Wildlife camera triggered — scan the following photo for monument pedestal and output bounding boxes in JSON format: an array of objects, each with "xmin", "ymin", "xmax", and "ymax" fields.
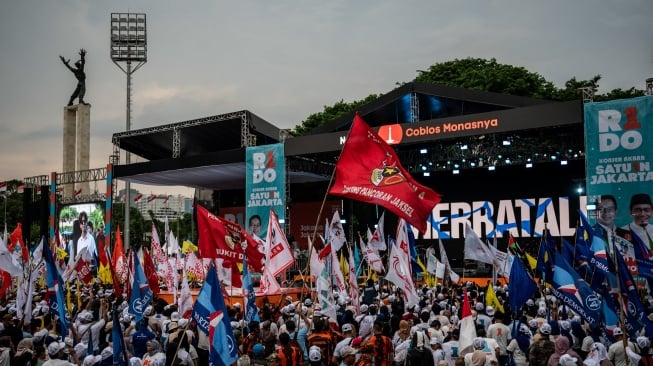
[{"xmin": 63, "ymin": 104, "xmax": 91, "ymax": 197}]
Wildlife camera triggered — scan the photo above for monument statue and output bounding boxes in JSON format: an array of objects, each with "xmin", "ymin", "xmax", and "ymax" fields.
[{"xmin": 60, "ymin": 49, "xmax": 87, "ymax": 106}]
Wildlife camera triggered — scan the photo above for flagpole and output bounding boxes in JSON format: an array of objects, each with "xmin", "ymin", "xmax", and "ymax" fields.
[
  {"xmin": 302, "ymin": 114, "xmax": 360, "ymax": 297},
  {"xmin": 610, "ymin": 232, "xmax": 630, "ymax": 363}
]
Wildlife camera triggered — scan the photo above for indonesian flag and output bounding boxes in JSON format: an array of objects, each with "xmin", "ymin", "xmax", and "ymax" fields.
[
  {"xmin": 359, "ymin": 234, "xmax": 384, "ymax": 273},
  {"xmin": 163, "ymin": 195, "xmax": 171, "ymax": 204},
  {"xmin": 385, "ymin": 219, "xmax": 419, "ymax": 306},
  {"xmin": 368, "ymin": 211, "xmax": 386, "ymax": 251},
  {"xmin": 147, "ymin": 194, "xmax": 157, "ymax": 203},
  {"xmin": 133, "ymin": 193, "xmax": 143, "ymax": 202},
  {"xmin": 0, "ymin": 182, "xmax": 6, "ymax": 192},
  {"xmin": 196, "ymin": 205, "xmax": 264, "ymax": 272},
  {"xmin": 264, "ymin": 209, "xmax": 295, "ymax": 276},
  {"xmin": 309, "ymin": 239, "xmax": 325, "ymax": 280},
  {"xmin": 328, "ymin": 114, "xmax": 441, "ymax": 233},
  {"xmin": 74, "ymin": 188, "xmax": 83, "ymax": 197},
  {"xmin": 459, "ymin": 291, "xmax": 477, "ymax": 356}
]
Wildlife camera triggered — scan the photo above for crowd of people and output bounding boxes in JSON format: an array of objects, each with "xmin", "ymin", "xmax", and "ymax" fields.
[{"xmin": 0, "ymin": 272, "xmax": 651, "ymax": 366}]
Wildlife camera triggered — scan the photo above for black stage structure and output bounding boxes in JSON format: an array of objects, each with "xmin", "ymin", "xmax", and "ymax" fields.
[{"xmin": 112, "ymin": 83, "xmax": 586, "ymax": 266}]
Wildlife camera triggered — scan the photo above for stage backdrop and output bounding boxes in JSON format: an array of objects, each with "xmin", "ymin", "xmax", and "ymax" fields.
[
  {"xmin": 584, "ymin": 96, "xmax": 653, "ymax": 226},
  {"xmin": 245, "ymin": 143, "xmax": 286, "ymax": 239}
]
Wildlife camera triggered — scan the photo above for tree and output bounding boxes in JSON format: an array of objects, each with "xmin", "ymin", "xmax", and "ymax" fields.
[
  {"xmin": 292, "ymin": 57, "xmax": 646, "ymax": 134},
  {"xmin": 59, "ymin": 206, "xmax": 79, "ymax": 223},
  {"xmin": 293, "ymin": 94, "xmax": 378, "ymax": 136},
  {"xmin": 415, "ymin": 57, "xmax": 558, "ymax": 99},
  {"xmin": 112, "ymin": 202, "xmax": 146, "ymax": 249}
]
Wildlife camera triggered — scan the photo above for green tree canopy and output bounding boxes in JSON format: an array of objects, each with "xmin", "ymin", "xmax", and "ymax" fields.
[{"xmin": 292, "ymin": 57, "xmax": 645, "ymax": 135}]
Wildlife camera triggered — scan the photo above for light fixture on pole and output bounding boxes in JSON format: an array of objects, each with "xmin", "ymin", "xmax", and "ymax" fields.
[{"xmin": 110, "ymin": 12, "xmax": 147, "ymax": 250}]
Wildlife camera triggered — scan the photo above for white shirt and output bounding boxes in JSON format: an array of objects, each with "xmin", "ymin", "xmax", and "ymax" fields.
[{"xmin": 486, "ymin": 323, "xmax": 511, "ymax": 355}]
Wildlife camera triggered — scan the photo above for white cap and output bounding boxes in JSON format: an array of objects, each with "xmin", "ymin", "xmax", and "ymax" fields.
[
  {"xmin": 170, "ymin": 312, "xmax": 180, "ymax": 322},
  {"xmin": 47, "ymin": 341, "xmax": 66, "ymax": 356},
  {"xmin": 309, "ymin": 346, "xmax": 321, "ymax": 362},
  {"xmin": 485, "ymin": 306, "xmax": 494, "ymax": 316},
  {"xmin": 559, "ymin": 355, "xmax": 578, "ymax": 366},
  {"xmin": 475, "ymin": 302, "xmax": 484, "ymax": 311},
  {"xmin": 342, "ymin": 323, "xmax": 353, "ymax": 333},
  {"xmin": 613, "ymin": 327, "xmax": 623, "ymax": 336}
]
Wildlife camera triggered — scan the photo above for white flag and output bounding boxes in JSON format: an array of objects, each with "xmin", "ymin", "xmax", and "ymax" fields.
[
  {"xmin": 0, "ymin": 235, "xmax": 22, "ymax": 276},
  {"xmin": 316, "ymin": 255, "xmax": 337, "ymax": 321},
  {"xmin": 259, "ymin": 265, "xmax": 282, "ymax": 295},
  {"xmin": 330, "ymin": 246, "xmax": 346, "ymax": 294},
  {"xmin": 264, "ymin": 209, "xmax": 295, "ymax": 276},
  {"xmin": 464, "ymin": 224, "xmax": 497, "ymax": 265},
  {"xmin": 309, "ymin": 239, "xmax": 325, "ymax": 280},
  {"xmin": 178, "ymin": 267, "xmax": 193, "ymax": 318},
  {"xmin": 427, "ymin": 252, "xmax": 438, "ymax": 275},
  {"xmin": 435, "ymin": 261, "xmax": 446, "ymax": 279},
  {"xmin": 368, "ymin": 212, "xmax": 386, "ymax": 251},
  {"xmin": 328, "ymin": 211, "xmax": 346, "ymax": 252},
  {"xmin": 439, "ymin": 239, "xmax": 460, "ymax": 283},
  {"xmin": 359, "ymin": 235, "xmax": 384, "ymax": 273},
  {"xmin": 385, "ymin": 219, "xmax": 419, "ymax": 306},
  {"xmin": 347, "ymin": 246, "xmax": 360, "ymax": 313}
]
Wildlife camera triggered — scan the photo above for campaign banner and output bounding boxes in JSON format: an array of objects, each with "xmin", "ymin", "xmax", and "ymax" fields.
[
  {"xmin": 584, "ymin": 96, "xmax": 653, "ymax": 226},
  {"xmin": 245, "ymin": 143, "xmax": 285, "ymax": 239}
]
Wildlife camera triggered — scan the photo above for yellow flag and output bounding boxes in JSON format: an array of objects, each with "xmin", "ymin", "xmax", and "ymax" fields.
[
  {"xmin": 340, "ymin": 252, "xmax": 348, "ymax": 280},
  {"xmin": 66, "ymin": 282, "xmax": 72, "ymax": 312},
  {"xmin": 525, "ymin": 253, "xmax": 538, "ymax": 270},
  {"xmin": 485, "ymin": 283, "xmax": 505, "ymax": 314},
  {"xmin": 56, "ymin": 247, "xmax": 68, "ymax": 260},
  {"xmin": 98, "ymin": 263, "xmax": 113, "ymax": 284},
  {"xmin": 182, "ymin": 240, "xmax": 198, "ymax": 254}
]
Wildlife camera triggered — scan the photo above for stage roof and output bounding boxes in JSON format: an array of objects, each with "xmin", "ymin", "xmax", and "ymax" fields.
[{"xmin": 111, "ymin": 83, "xmax": 583, "ymax": 190}]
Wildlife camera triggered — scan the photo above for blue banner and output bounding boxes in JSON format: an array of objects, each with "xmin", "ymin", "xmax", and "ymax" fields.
[
  {"xmin": 245, "ymin": 143, "xmax": 286, "ymax": 239},
  {"xmin": 584, "ymin": 96, "xmax": 653, "ymax": 225}
]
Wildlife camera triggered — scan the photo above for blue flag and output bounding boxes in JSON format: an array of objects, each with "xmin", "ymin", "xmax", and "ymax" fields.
[
  {"xmin": 537, "ymin": 233, "xmax": 556, "ymax": 284},
  {"xmin": 354, "ymin": 242, "xmax": 362, "ymax": 278},
  {"xmin": 614, "ymin": 248, "xmax": 653, "ymax": 338},
  {"xmin": 43, "ymin": 238, "xmax": 69, "ymax": 336},
  {"xmin": 551, "ymin": 255, "xmax": 600, "ymax": 328},
  {"xmin": 627, "ymin": 230, "xmax": 653, "ymax": 280},
  {"xmin": 112, "ymin": 306, "xmax": 128, "ymax": 366},
  {"xmin": 508, "ymin": 255, "xmax": 537, "ymax": 314},
  {"xmin": 192, "ymin": 263, "xmax": 239, "ymax": 366},
  {"xmin": 406, "ymin": 223, "xmax": 420, "ymax": 275},
  {"xmin": 242, "ymin": 256, "xmax": 260, "ymax": 323},
  {"xmin": 129, "ymin": 252, "xmax": 153, "ymax": 324}
]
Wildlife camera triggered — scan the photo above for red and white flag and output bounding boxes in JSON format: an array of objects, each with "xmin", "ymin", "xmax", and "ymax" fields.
[
  {"xmin": 368, "ymin": 211, "xmax": 386, "ymax": 251},
  {"xmin": 385, "ymin": 219, "xmax": 419, "ymax": 306},
  {"xmin": 328, "ymin": 114, "xmax": 441, "ymax": 233},
  {"xmin": 133, "ymin": 193, "xmax": 143, "ymax": 202},
  {"xmin": 178, "ymin": 269, "xmax": 193, "ymax": 318},
  {"xmin": 185, "ymin": 251, "xmax": 205, "ymax": 279},
  {"xmin": 264, "ymin": 209, "xmax": 295, "ymax": 276},
  {"xmin": 359, "ymin": 234, "xmax": 384, "ymax": 273},
  {"xmin": 147, "ymin": 194, "xmax": 157, "ymax": 203},
  {"xmin": 74, "ymin": 188, "xmax": 83, "ymax": 197},
  {"xmin": 459, "ymin": 290, "xmax": 477, "ymax": 356},
  {"xmin": 258, "ymin": 264, "xmax": 281, "ymax": 295},
  {"xmin": 0, "ymin": 182, "xmax": 7, "ymax": 192},
  {"xmin": 163, "ymin": 195, "xmax": 171, "ymax": 204},
  {"xmin": 328, "ymin": 211, "xmax": 346, "ymax": 252}
]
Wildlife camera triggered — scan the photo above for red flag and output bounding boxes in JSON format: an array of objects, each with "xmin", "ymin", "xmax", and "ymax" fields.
[
  {"xmin": 133, "ymin": 193, "xmax": 143, "ymax": 202},
  {"xmin": 111, "ymin": 226, "xmax": 127, "ymax": 296},
  {"xmin": 0, "ymin": 271, "xmax": 11, "ymax": 298},
  {"xmin": 147, "ymin": 195, "xmax": 157, "ymax": 203},
  {"xmin": 142, "ymin": 248, "xmax": 161, "ymax": 294},
  {"xmin": 8, "ymin": 223, "xmax": 29, "ymax": 263},
  {"xmin": 0, "ymin": 182, "xmax": 7, "ymax": 192},
  {"xmin": 196, "ymin": 205, "xmax": 264, "ymax": 272},
  {"xmin": 74, "ymin": 188, "xmax": 83, "ymax": 197},
  {"xmin": 328, "ymin": 115, "xmax": 441, "ymax": 233}
]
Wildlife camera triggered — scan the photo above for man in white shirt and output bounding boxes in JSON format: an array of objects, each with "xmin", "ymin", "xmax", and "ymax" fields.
[{"xmin": 486, "ymin": 313, "xmax": 511, "ymax": 366}]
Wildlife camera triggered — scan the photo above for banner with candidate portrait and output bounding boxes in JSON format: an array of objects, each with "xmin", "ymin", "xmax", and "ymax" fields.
[
  {"xmin": 584, "ymin": 95, "xmax": 653, "ymax": 227},
  {"xmin": 245, "ymin": 143, "xmax": 286, "ymax": 239}
]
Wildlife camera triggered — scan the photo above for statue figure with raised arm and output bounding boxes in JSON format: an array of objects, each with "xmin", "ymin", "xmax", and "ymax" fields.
[{"xmin": 60, "ymin": 48, "xmax": 87, "ymax": 106}]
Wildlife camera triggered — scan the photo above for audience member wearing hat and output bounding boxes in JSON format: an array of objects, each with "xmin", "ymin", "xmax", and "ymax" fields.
[
  {"xmin": 44, "ymin": 340, "xmax": 79, "ymax": 366},
  {"xmin": 547, "ymin": 337, "xmax": 581, "ymax": 366}
]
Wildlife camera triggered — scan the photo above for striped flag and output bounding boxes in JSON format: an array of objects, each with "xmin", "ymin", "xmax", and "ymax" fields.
[
  {"xmin": 133, "ymin": 193, "xmax": 143, "ymax": 202},
  {"xmin": 0, "ymin": 182, "xmax": 7, "ymax": 192}
]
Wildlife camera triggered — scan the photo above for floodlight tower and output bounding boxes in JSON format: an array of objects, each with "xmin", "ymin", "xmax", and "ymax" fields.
[{"xmin": 110, "ymin": 12, "xmax": 147, "ymax": 250}]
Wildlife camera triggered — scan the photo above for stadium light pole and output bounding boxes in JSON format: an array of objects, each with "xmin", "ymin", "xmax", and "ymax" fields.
[{"xmin": 110, "ymin": 13, "xmax": 147, "ymax": 250}]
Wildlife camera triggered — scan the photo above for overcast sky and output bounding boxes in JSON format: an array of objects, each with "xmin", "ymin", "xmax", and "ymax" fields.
[{"xmin": 1, "ymin": 1, "xmax": 651, "ymax": 195}]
